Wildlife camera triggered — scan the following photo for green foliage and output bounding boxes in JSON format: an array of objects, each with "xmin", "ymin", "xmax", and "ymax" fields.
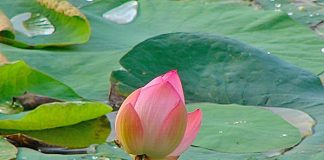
[
  {"xmin": 187, "ymin": 103, "xmax": 301, "ymax": 153},
  {"xmin": 0, "ymin": 0, "xmax": 90, "ymax": 48},
  {"xmin": 0, "ymin": 101, "xmax": 112, "ymax": 130},
  {"xmin": 0, "ymin": 61, "xmax": 81, "ymax": 104},
  {"xmin": 0, "ymin": 137, "xmax": 17, "ymax": 160},
  {"xmin": 0, "ymin": 116, "xmax": 111, "ymax": 148}
]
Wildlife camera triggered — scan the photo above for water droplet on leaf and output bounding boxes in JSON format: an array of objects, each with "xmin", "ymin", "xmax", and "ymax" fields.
[
  {"xmin": 102, "ymin": 1, "xmax": 138, "ymax": 24},
  {"xmin": 10, "ymin": 12, "xmax": 55, "ymax": 37},
  {"xmin": 298, "ymin": 6, "xmax": 305, "ymax": 11},
  {"xmin": 282, "ymin": 134, "xmax": 288, "ymax": 137},
  {"xmin": 321, "ymin": 48, "xmax": 324, "ymax": 54}
]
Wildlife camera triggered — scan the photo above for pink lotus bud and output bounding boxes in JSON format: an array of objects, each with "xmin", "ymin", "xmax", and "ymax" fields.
[{"xmin": 116, "ymin": 70, "xmax": 202, "ymax": 160}]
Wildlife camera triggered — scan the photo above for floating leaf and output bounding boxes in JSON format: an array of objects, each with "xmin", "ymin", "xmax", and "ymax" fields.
[
  {"xmin": 0, "ymin": 137, "xmax": 18, "ymax": 160},
  {"xmin": 0, "ymin": 116, "xmax": 110, "ymax": 149},
  {"xmin": 264, "ymin": 107, "xmax": 315, "ymax": 137},
  {"xmin": 16, "ymin": 143, "xmax": 131, "ymax": 160},
  {"xmin": 0, "ymin": 101, "xmax": 112, "ymax": 130},
  {"xmin": 0, "ymin": 1, "xmax": 323, "ymax": 158},
  {"xmin": 0, "ymin": 0, "xmax": 90, "ymax": 48},
  {"xmin": 1, "ymin": 0, "xmax": 323, "ymax": 100},
  {"xmin": 0, "ymin": 61, "xmax": 81, "ymax": 105},
  {"xmin": 255, "ymin": 0, "xmax": 324, "ymax": 29},
  {"xmin": 187, "ymin": 103, "xmax": 301, "ymax": 153},
  {"xmin": 110, "ymin": 32, "xmax": 324, "ymax": 107},
  {"xmin": 179, "ymin": 146, "xmax": 265, "ymax": 160}
]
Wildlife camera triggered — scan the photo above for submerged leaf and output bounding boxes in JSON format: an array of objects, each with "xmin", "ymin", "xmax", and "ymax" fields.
[{"xmin": 0, "ymin": 101, "xmax": 112, "ymax": 130}]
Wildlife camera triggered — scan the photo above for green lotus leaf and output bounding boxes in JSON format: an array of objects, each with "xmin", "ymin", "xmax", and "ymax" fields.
[
  {"xmin": 0, "ymin": 0, "xmax": 323, "ymax": 100},
  {"xmin": 0, "ymin": 116, "xmax": 110, "ymax": 148},
  {"xmin": 0, "ymin": 101, "xmax": 112, "ymax": 130},
  {"xmin": 0, "ymin": 60, "xmax": 81, "ymax": 105},
  {"xmin": 187, "ymin": 103, "xmax": 301, "ymax": 153},
  {"xmin": 16, "ymin": 143, "xmax": 131, "ymax": 160},
  {"xmin": 0, "ymin": 137, "xmax": 17, "ymax": 160},
  {"xmin": 0, "ymin": 0, "xmax": 90, "ymax": 48},
  {"xmin": 110, "ymin": 32, "xmax": 324, "ymax": 107}
]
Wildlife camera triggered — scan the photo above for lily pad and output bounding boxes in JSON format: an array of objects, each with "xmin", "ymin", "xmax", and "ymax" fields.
[
  {"xmin": 0, "ymin": 101, "xmax": 112, "ymax": 130},
  {"xmin": 0, "ymin": 0, "xmax": 323, "ymax": 100},
  {"xmin": 0, "ymin": 61, "xmax": 81, "ymax": 104},
  {"xmin": 255, "ymin": 0, "xmax": 324, "ymax": 27},
  {"xmin": 0, "ymin": 0, "xmax": 90, "ymax": 48},
  {"xmin": 110, "ymin": 32, "xmax": 324, "ymax": 107},
  {"xmin": 186, "ymin": 103, "xmax": 301, "ymax": 153},
  {"xmin": 0, "ymin": 137, "xmax": 17, "ymax": 160},
  {"xmin": 263, "ymin": 107, "xmax": 315, "ymax": 137},
  {"xmin": 0, "ymin": 116, "xmax": 110, "ymax": 148},
  {"xmin": 16, "ymin": 143, "xmax": 131, "ymax": 160},
  {"xmin": 180, "ymin": 146, "xmax": 265, "ymax": 160}
]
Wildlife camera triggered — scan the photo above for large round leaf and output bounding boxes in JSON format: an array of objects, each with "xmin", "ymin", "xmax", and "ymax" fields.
[
  {"xmin": 110, "ymin": 32, "xmax": 324, "ymax": 159},
  {"xmin": 110, "ymin": 32, "xmax": 324, "ymax": 107},
  {"xmin": 0, "ymin": 101, "xmax": 112, "ymax": 130},
  {"xmin": 0, "ymin": 0, "xmax": 323, "ymax": 100},
  {"xmin": 17, "ymin": 143, "xmax": 131, "ymax": 160},
  {"xmin": 187, "ymin": 103, "xmax": 301, "ymax": 153}
]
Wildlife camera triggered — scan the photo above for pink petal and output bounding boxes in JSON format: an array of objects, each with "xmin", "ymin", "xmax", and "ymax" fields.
[
  {"xmin": 144, "ymin": 101, "xmax": 187, "ymax": 158},
  {"xmin": 162, "ymin": 70, "xmax": 185, "ymax": 103},
  {"xmin": 169, "ymin": 109, "xmax": 202, "ymax": 156},
  {"xmin": 143, "ymin": 76, "xmax": 163, "ymax": 89},
  {"xmin": 134, "ymin": 81, "xmax": 183, "ymax": 138},
  {"xmin": 121, "ymin": 88, "xmax": 141, "ymax": 107},
  {"xmin": 115, "ymin": 103, "xmax": 144, "ymax": 155}
]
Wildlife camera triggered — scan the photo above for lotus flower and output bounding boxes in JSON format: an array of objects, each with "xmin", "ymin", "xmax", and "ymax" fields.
[{"xmin": 115, "ymin": 70, "xmax": 202, "ymax": 160}]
